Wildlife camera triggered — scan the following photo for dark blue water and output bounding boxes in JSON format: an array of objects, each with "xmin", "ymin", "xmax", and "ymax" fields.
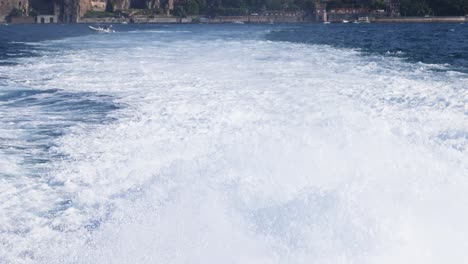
[
  {"xmin": 0, "ymin": 24, "xmax": 91, "ymax": 64},
  {"xmin": 1, "ymin": 22, "xmax": 467, "ymax": 175},
  {"xmin": 1, "ymin": 23, "xmax": 466, "ymax": 175},
  {"xmin": 267, "ymin": 23, "xmax": 468, "ymax": 72},
  {"xmin": 0, "ymin": 23, "xmax": 467, "ymax": 264},
  {"xmin": 0, "ymin": 24, "xmax": 123, "ymax": 177},
  {"xmin": 0, "ymin": 88, "xmax": 119, "ymax": 177},
  {"xmin": 1, "ymin": 23, "xmax": 468, "ymax": 71}
]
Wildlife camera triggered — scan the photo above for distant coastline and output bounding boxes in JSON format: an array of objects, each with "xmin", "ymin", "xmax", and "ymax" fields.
[
  {"xmin": 78, "ymin": 15, "xmax": 468, "ymax": 24},
  {"xmin": 5, "ymin": 15, "xmax": 468, "ymax": 25},
  {"xmin": 2, "ymin": 0, "xmax": 468, "ymax": 25},
  {"xmin": 375, "ymin": 16, "xmax": 467, "ymax": 23}
]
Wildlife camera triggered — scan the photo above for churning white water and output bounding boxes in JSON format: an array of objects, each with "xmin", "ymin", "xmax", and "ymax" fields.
[{"xmin": 0, "ymin": 26, "xmax": 467, "ymax": 264}]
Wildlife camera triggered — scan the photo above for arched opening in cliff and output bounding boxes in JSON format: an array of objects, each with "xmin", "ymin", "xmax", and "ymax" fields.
[
  {"xmin": 30, "ymin": 0, "xmax": 54, "ymax": 15},
  {"xmin": 131, "ymin": 0, "xmax": 147, "ymax": 9}
]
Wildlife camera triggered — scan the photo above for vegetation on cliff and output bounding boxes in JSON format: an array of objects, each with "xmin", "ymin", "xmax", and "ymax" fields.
[
  {"xmin": 326, "ymin": 0, "xmax": 387, "ymax": 10},
  {"xmin": 171, "ymin": 0, "xmax": 317, "ymax": 16},
  {"xmin": 169, "ymin": 0, "xmax": 468, "ymax": 17},
  {"xmin": 87, "ymin": 0, "xmax": 468, "ymax": 17},
  {"xmin": 84, "ymin": 10, "xmax": 119, "ymax": 18},
  {"xmin": 400, "ymin": 0, "xmax": 468, "ymax": 16}
]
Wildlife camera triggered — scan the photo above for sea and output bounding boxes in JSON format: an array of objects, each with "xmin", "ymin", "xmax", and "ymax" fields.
[{"xmin": 0, "ymin": 23, "xmax": 467, "ymax": 264}]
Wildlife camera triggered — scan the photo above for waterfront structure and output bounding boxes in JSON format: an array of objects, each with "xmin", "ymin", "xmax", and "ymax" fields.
[
  {"xmin": 314, "ymin": 0, "xmax": 328, "ymax": 22},
  {"xmin": 384, "ymin": 0, "xmax": 400, "ymax": 17},
  {"xmin": 1, "ymin": 0, "xmax": 402, "ymax": 23},
  {"xmin": 17, "ymin": 0, "xmax": 90, "ymax": 23},
  {"xmin": 36, "ymin": 14, "xmax": 58, "ymax": 22},
  {"xmin": 326, "ymin": 0, "xmax": 401, "ymax": 22}
]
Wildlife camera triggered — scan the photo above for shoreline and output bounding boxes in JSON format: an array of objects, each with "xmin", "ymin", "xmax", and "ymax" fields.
[
  {"xmin": 375, "ymin": 16, "xmax": 467, "ymax": 23},
  {"xmin": 78, "ymin": 15, "xmax": 468, "ymax": 24},
  {"xmin": 5, "ymin": 15, "xmax": 468, "ymax": 25}
]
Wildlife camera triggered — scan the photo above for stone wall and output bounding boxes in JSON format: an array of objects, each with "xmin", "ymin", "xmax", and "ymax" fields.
[{"xmin": 9, "ymin": 15, "xmax": 34, "ymax": 23}]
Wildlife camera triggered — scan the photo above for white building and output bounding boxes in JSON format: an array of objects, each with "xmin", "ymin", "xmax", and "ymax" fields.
[{"xmin": 36, "ymin": 14, "xmax": 58, "ymax": 23}]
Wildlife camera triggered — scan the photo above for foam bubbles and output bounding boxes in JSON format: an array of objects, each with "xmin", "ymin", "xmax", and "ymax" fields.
[{"xmin": 0, "ymin": 26, "xmax": 467, "ymax": 264}]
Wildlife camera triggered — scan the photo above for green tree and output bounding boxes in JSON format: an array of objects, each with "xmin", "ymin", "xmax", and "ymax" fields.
[
  {"xmin": 8, "ymin": 8, "xmax": 23, "ymax": 17},
  {"xmin": 302, "ymin": 0, "xmax": 315, "ymax": 14},
  {"xmin": 426, "ymin": 0, "xmax": 468, "ymax": 15},
  {"xmin": 224, "ymin": 0, "xmax": 245, "ymax": 8},
  {"xmin": 264, "ymin": 0, "xmax": 282, "ymax": 10},
  {"xmin": 187, "ymin": 0, "xmax": 200, "ymax": 14},
  {"xmin": 371, "ymin": 0, "xmax": 387, "ymax": 10},
  {"xmin": 173, "ymin": 5, "xmax": 187, "ymax": 17},
  {"xmin": 399, "ymin": 0, "xmax": 432, "ymax": 16}
]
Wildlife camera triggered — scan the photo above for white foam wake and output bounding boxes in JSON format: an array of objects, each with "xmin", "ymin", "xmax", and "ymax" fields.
[{"xmin": 0, "ymin": 27, "xmax": 467, "ymax": 264}]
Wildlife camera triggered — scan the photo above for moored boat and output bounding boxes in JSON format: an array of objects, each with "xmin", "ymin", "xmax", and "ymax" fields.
[
  {"xmin": 354, "ymin": 17, "xmax": 370, "ymax": 24},
  {"xmin": 88, "ymin": 26, "xmax": 115, "ymax": 33}
]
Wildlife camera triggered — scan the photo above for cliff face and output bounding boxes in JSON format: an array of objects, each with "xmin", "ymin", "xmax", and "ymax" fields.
[
  {"xmin": 0, "ymin": 0, "xmax": 28, "ymax": 22},
  {"xmin": 78, "ymin": 0, "xmax": 92, "ymax": 17},
  {"xmin": 112, "ymin": 0, "xmax": 131, "ymax": 10},
  {"xmin": 145, "ymin": 0, "xmax": 160, "ymax": 9},
  {"xmin": 1, "ymin": 0, "xmax": 166, "ymax": 23},
  {"xmin": 30, "ymin": 0, "xmax": 54, "ymax": 14},
  {"xmin": 58, "ymin": 0, "xmax": 91, "ymax": 22},
  {"xmin": 110, "ymin": 0, "xmax": 161, "ymax": 10}
]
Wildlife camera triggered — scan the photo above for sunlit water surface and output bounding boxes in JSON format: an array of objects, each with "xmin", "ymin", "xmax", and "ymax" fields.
[{"xmin": 0, "ymin": 23, "xmax": 467, "ymax": 264}]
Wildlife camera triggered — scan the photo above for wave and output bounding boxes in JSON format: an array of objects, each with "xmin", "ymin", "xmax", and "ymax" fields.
[
  {"xmin": 0, "ymin": 28, "xmax": 467, "ymax": 264},
  {"xmin": 127, "ymin": 30, "xmax": 193, "ymax": 34}
]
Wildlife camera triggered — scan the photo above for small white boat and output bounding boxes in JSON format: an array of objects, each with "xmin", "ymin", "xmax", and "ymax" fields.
[
  {"xmin": 342, "ymin": 20, "xmax": 349, "ymax": 23},
  {"xmin": 323, "ymin": 21, "xmax": 331, "ymax": 24},
  {"xmin": 232, "ymin": 21, "xmax": 244, "ymax": 24},
  {"xmin": 356, "ymin": 17, "xmax": 370, "ymax": 23},
  {"xmin": 88, "ymin": 26, "xmax": 115, "ymax": 33}
]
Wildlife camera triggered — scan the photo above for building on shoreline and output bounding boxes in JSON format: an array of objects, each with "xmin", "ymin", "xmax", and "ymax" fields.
[
  {"xmin": 36, "ymin": 14, "xmax": 58, "ymax": 23},
  {"xmin": 2, "ymin": 0, "xmax": 451, "ymax": 24},
  {"xmin": 1, "ymin": 0, "xmax": 94, "ymax": 23},
  {"xmin": 385, "ymin": 0, "xmax": 400, "ymax": 17},
  {"xmin": 320, "ymin": 0, "xmax": 401, "ymax": 22}
]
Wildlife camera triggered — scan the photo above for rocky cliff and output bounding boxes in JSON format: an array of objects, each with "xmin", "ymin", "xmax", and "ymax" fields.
[
  {"xmin": 0, "ymin": 0, "xmax": 28, "ymax": 22},
  {"xmin": 56, "ymin": 0, "xmax": 92, "ymax": 22},
  {"xmin": 111, "ymin": 0, "xmax": 161, "ymax": 10},
  {"xmin": 112, "ymin": 0, "xmax": 131, "ymax": 10},
  {"xmin": 1, "ymin": 0, "xmax": 167, "ymax": 23},
  {"xmin": 78, "ymin": 0, "xmax": 92, "ymax": 17}
]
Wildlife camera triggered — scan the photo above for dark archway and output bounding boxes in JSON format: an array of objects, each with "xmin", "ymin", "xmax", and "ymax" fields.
[
  {"xmin": 30, "ymin": 0, "xmax": 54, "ymax": 15},
  {"xmin": 131, "ymin": 0, "xmax": 147, "ymax": 9}
]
